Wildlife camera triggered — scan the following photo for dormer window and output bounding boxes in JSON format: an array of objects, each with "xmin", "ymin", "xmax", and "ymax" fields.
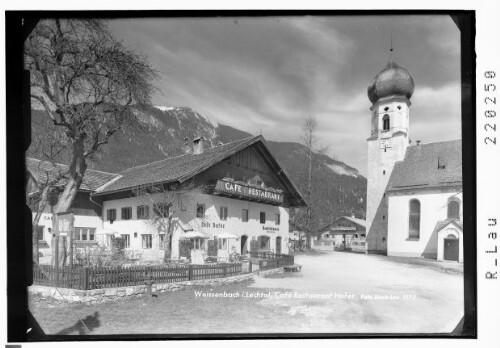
[
  {"xmin": 438, "ymin": 156, "xmax": 447, "ymax": 169},
  {"xmin": 382, "ymin": 114, "xmax": 390, "ymax": 131}
]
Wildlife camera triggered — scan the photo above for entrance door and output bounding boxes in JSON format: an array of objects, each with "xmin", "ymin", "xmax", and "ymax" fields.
[
  {"xmin": 444, "ymin": 237, "xmax": 459, "ymax": 261},
  {"xmin": 276, "ymin": 237, "xmax": 282, "ymax": 255},
  {"xmin": 241, "ymin": 235, "xmax": 248, "ymax": 254}
]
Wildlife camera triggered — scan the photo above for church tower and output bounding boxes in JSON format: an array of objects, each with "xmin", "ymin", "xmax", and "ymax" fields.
[{"xmin": 365, "ymin": 58, "xmax": 415, "ymax": 254}]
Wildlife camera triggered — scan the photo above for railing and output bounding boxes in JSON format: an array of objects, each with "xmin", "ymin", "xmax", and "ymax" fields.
[{"xmin": 33, "ymin": 262, "xmax": 246, "ymax": 290}]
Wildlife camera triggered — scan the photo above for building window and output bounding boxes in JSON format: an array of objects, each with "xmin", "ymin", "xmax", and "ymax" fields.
[
  {"xmin": 220, "ymin": 206, "xmax": 228, "ymax": 220},
  {"xmin": 159, "ymin": 234, "xmax": 166, "ymax": 249},
  {"xmin": 275, "ymin": 213, "xmax": 280, "ymax": 225},
  {"xmin": 225, "ymin": 172, "xmax": 234, "ymax": 179},
  {"xmin": 242, "ymin": 209, "xmax": 249, "ymax": 222},
  {"xmin": 408, "ymin": 199, "xmax": 421, "ymax": 239},
  {"xmin": 382, "ymin": 114, "xmax": 390, "ymax": 131},
  {"xmin": 260, "ymin": 212, "xmax": 266, "ymax": 224},
  {"xmin": 448, "ymin": 199, "xmax": 460, "ymax": 220},
  {"xmin": 106, "ymin": 209, "xmax": 116, "ymax": 223},
  {"xmin": 142, "ymin": 234, "xmax": 152, "ymax": 249},
  {"xmin": 121, "ymin": 207, "xmax": 132, "ymax": 220},
  {"xmin": 153, "ymin": 203, "xmax": 170, "ymax": 217},
  {"xmin": 197, "ymin": 204, "xmax": 205, "ymax": 218},
  {"xmin": 137, "ymin": 205, "xmax": 149, "ymax": 219},
  {"xmin": 194, "ymin": 238, "xmax": 203, "ymax": 250},
  {"xmin": 74, "ymin": 227, "xmax": 96, "ymax": 241},
  {"xmin": 217, "ymin": 238, "xmax": 228, "ymax": 250},
  {"xmin": 36, "ymin": 226, "xmax": 44, "ymax": 241},
  {"xmin": 179, "ymin": 195, "xmax": 187, "ymax": 211},
  {"xmin": 123, "ymin": 234, "xmax": 130, "ymax": 248}
]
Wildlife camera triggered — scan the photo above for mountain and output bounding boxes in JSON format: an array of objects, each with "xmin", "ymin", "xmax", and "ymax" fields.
[{"xmin": 28, "ymin": 105, "xmax": 367, "ymax": 230}]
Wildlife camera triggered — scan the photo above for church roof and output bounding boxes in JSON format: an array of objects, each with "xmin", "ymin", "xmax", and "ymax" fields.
[
  {"xmin": 387, "ymin": 139, "xmax": 462, "ymax": 192},
  {"xmin": 434, "ymin": 219, "xmax": 463, "ymax": 233},
  {"xmin": 367, "ymin": 59, "xmax": 415, "ymax": 104}
]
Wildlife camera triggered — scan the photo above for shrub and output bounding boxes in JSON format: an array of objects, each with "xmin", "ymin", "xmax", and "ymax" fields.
[
  {"xmin": 179, "ymin": 239, "xmax": 193, "ymax": 259},
  {"xmin": 207, "ymin": 240, "xmax": 217, "ymax": 257}
]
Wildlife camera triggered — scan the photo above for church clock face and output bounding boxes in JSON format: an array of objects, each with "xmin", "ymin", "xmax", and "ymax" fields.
[{"xmin": 380, "ymin": 138, "xmax": 392, "ymax": 149}]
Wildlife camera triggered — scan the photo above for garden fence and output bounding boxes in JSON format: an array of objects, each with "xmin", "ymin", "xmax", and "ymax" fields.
[{"xmin": 33, "ymin": 262, "xmax": 246, "ymax": 290}]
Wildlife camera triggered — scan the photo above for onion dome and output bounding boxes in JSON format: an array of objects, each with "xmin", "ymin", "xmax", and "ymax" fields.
[{"xmin": 367, "ymin": 59, "xmax": 415, "ymax": 104}]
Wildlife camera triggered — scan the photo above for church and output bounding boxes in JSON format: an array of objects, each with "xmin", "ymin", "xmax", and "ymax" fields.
[{"xmin": 365, "ymin": 58, "xmax": 463, "ymax": 262}]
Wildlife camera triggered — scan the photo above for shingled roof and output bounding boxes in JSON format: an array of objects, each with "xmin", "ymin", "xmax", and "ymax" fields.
[
  {"xmin": 387, "ymin": 139, "xmax": 462, "ymax": 192},
  {"xmin": 26, "ymin": 157, "xmax": 120, "ymax": 192},
  {"xmin": 93, "ymin": 135, "xmax": 306, "ymax": 206}
]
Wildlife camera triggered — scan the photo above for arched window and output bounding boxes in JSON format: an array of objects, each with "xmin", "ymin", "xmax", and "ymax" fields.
[
  {"xmin": 447, "ymin": 198, "xmax": 460, "ymax": 220},
  {"xmin": 408, "ymin": 199, "xmax": 421, "ymax": 239},
  {"xmin": 382, "ymin": 114, "xmax": 390, "ymax": 131}
]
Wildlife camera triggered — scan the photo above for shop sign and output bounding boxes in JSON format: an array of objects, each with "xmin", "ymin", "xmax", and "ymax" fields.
[
  {"xmin": 202, "ymin": 221, "xmax": 226, "ymax": 229},
  {"xmin": 214, "ymin": 179, "xmax": 283, "ymax": 204},
  {"xmin": 52, "ymin": 213, "xmax": 74, "ymax": 236},
  {"xmin": 262, "ymin": 226, "xmax": 279, "ymax": 233}
]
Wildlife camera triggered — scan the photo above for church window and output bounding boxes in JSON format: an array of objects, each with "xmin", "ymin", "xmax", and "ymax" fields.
[
  {"xmin": 382, "ymin": 115, "xmax": 390, "ymax": 131},
  {"xmin": 447, "ymin": 198, "xmax": 460, "ymax": 220},
  {"xmin": 384, "ymin": 106, "xmax": 389, "ymax": 111},
  {"xmin": 383, "ymin": 170, "xmax": 386, "ymax": 175},
  {"xmin": 397, "ymin": 105, "xmax": 402, "ymax": 110},
  {"xmin": 408, "ymin": 199, "xmax": 421, "ymax": 239}
]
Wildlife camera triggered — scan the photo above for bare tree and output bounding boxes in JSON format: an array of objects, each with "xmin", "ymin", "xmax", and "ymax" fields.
[
  {"xmin": 24, "ymin": 19, "xmax": 158, "ymax": 264},
  {"xmin": 132, "ymin": 182, "xmax": 206, "ymax": 261},
  {"xmin": 294, "ymin": 114, "xmax": 328, "ymax": 249}
]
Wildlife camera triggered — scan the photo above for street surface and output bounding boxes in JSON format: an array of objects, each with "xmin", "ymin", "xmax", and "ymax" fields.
[{"xmin": 30, "ymin": 251, "xmax": 464, "ymax": 334}]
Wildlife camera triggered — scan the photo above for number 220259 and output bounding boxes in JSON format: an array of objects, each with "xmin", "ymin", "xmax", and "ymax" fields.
[{"xmin": 484, "ymin": 71, "xmax": 497, "ymax": 146}]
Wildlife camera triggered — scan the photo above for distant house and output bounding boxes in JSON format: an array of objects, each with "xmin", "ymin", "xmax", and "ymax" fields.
[{"xmin": 317, "ymin": 215, "xmax": 366, "ymax": 250}]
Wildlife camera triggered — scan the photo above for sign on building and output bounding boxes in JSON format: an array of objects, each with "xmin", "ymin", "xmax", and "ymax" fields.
[
  {"xmin": 52, "ymin": 212, "xmax": 75, "ymax": 237},
  {"xmin": 214, "ymin": 179, "xmax": 284, "ymax": 205}
]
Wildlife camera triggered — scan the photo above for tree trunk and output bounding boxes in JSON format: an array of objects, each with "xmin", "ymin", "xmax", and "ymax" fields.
[
  {"xmin": 52, "ymin": 138, "xmax": 87, "ymax": 267},
  {"xmin": 32, "ymin": 186, "xmax": 50, "ymax": 264},
  {"xmin": 164, "ymin": 218, "xmax": 173, "ymax": 261},
  {"xmin": 54, "ymin": 138, "xmax": 86, "ymax": 213},
  {"xmin": 306, "ymin": 146, "xmax": 313, "ymax": 249}
]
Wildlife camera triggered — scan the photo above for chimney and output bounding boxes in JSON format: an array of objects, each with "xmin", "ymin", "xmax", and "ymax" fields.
[{"xmin": 193, "ymin": 136, "xmax": 205, "ymax": 155}]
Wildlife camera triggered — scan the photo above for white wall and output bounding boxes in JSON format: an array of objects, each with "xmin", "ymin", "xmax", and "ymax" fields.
[
  {"xmin": 33, "ymin": 212, "xmax": 103, "ymax": 242},
  {"xmin": 387, "ymin": 189, "xmax": 462, "ymax": 259},
  {"xmin": 102, "ymin": 191, "xmax": 290, "ymax": 260}
]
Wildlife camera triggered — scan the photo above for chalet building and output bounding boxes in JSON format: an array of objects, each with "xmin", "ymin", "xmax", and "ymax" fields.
[
  {"xmin": 365, "ymin": 58, "xmax": 463, "ymax": 262},
  {"xmin": 28, "ymin": 135, "xmax": 307, "ymax": 262},
  {"xmin": 318, "ymin": 215, "xmax": 366, "ymax": 245}
]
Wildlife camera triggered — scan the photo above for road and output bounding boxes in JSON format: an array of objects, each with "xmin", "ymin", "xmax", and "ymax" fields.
[
  {"xmin": 30, "ymin": 251, "xmax": 464, "ymax": 335},
  {"xmin": 250, "ymin": 251, "xmax": 464, "ymax": 333}
]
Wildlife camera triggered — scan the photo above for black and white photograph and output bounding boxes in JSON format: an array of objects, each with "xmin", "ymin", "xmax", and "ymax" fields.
[{"xmin": 4, "ymin": 5, "xmax": 496, "ymax": 345}]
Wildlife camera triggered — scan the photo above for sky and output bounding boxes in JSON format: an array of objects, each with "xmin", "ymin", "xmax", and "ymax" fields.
[{"xmin": 109, "ymin": 15, "xmax": 461, "ymax": 177}]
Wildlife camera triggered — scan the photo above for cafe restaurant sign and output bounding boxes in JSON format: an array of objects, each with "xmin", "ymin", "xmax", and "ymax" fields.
[{"xmin": 214, "ymin": 179, "xmax": 283, "ymax": 205}]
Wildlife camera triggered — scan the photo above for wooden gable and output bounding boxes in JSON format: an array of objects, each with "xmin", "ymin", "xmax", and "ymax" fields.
[{"xmin": 195, "ymin": 143, "xmax": 292, "ymax": 206}]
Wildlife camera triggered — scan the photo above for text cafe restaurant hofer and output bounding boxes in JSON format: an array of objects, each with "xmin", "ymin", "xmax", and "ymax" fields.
[{"xmin": 91, "ymin": 135, "xmax": 307, "ymax": 261}]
